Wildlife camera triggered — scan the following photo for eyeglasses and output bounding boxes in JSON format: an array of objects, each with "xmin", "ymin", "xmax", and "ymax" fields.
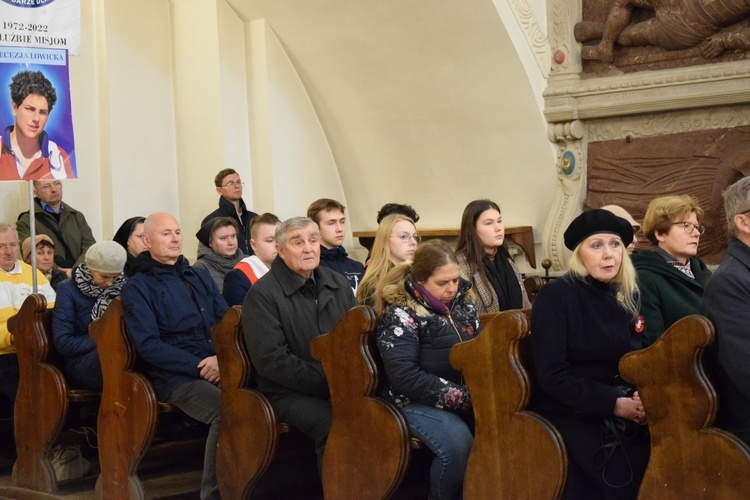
[
  {"xmin": 739, "ymin": 208, "xmax": 750, "ymax": 216},
  {"xmin": 222, "ymin": 180, "xmax": 243, "ymax": 188},
  {"xmin": 38, "ymin": 181, "xmax": 62, "ymax": 191},
  {"xmin": 671, "ymin": 221, "xmax": 706, "ymax": 235},
  {"xmin": 391, "ymin": 233, "xmax": 421, "ymax": 243}
]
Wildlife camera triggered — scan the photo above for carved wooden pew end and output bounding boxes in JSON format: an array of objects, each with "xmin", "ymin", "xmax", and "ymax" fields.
[
  {"xmin": 620, "ymin": 314, "xmax": 750, "ymax": 498},
  {"xmin": 212, "ymin": 306, "xmax": 322, "ymax": 499},
  {"xmin": 91, "ymin": 298, "xmax": 211, "ymax": 500},
  {"xmin": 9, "ymin": 294, "xmax": 100, "ymax": 494},
  {"xmin": 451, "ymin": 309, "xmax": 568, "ymax": 499}
]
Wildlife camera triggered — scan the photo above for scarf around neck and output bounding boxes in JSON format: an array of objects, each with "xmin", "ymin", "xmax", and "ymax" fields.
[
  {"xmin": 73, "ymin": 263, "xmax": 126, "ymax": 320},
  {"xmin": 482, "ymin": 250, "xmax": 523, "ymax": 311}
]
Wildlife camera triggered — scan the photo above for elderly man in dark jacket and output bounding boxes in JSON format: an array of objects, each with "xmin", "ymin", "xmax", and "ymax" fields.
[
  {"xmin": 702, "ymin": 176, "xmax": 750, "ymax": 445},
  {"xmin": 121, "ymin": 212, "xmax": 228, "ymax": 500},
  {"xmin": 242, "ymin": 216, "xmax": 358, "ymax": 470}
]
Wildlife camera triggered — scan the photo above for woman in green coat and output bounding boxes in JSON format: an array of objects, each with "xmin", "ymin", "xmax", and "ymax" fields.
[{"xmin": 632, "ymin": 194, "xmax": 711, "ymax": 343}]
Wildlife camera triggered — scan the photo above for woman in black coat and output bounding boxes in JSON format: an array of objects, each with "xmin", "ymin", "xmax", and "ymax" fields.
[{"xmin": 530, "ymin": 209, "xmax": 650, "ymax": 499}]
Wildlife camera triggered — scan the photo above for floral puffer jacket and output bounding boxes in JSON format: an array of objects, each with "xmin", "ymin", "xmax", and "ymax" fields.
[{"xmin": 376, "ymin": 276, "xmax": 480, "ymax": 412}]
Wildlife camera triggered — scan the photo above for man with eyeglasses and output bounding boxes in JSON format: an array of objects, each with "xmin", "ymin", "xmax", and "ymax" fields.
[
  {"xmin": 0, "ymin": 70, "xmax": 75, "ymax": 180},
  {"xmin": 242, "ymin": 217, "xmax": 358, "ymax": 473},
  {"xmin": 307, "ymin": 198, "xmax": 365, "ymax": 294},
  {"xmin": 702, "ymin": 176, "xmax": 750, "ymax": 446},
  {"xmin": 16, "ymin": 180, "xmax": 96, "ymax": 276},
  {"xmin": 202, "ymin": 168, "xmax": 258, "ymax": 255}
]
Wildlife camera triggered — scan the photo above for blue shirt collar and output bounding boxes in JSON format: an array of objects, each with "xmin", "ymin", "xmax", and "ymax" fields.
[{"xmin": 40, "ymin": 200, "xmax": 64, "ymax": 215}]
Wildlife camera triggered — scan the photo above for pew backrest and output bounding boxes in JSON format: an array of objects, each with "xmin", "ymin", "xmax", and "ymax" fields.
[
  {"xmin": 451, "ymin": 309, "xmax": 567, "ymax": 499},
  {"xmin": 310, "ymin": 305, "xmax": 412, "ymax": 500},
  {"xmin": 9, "ymin": 294, "xmax": 66, "ymax": 493},
  {"xmin": 211, "ymin": 305, "xmax": 279, "ymax": 499},
  {"xmin": 90, "ymin": 297, "xmax": 159, "ymax": 500},
  {"xmin": 619, "ymin": 314, "xmax": 750, "ymax": 498}
]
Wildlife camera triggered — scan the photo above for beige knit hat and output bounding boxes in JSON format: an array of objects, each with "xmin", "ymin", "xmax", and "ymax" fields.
[
  {"xmin": 599, "ymin": 205, "xmax": 641, "ymax": 231},
  {"xmin": 85, "ymin": 241, "xmax": 127, "ymax": 275},
  {"xmin": 21, "ymin": 234, "xmax": 55, "ymax": 262}
]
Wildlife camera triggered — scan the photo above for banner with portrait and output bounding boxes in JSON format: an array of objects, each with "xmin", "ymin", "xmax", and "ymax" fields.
[
  {"xmin": 0, "ymin": 0, "xmax": 80, "ymax": 56},
  {"xmin": 0, "ymin": 45, "xmax": 76, "ymax": 181}
]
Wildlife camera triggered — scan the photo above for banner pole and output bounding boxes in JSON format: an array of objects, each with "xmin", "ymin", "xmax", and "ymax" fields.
[{"xmin": 28, "ymin": 181, "xmax": 37, "ymax": 293}]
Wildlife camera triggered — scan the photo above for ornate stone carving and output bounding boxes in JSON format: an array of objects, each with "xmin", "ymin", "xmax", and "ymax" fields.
[
  {"xmin": 575, "ymin": 0, "xmax": 750, "ymax": 64},
  {"xmin": 543, "ymin": 120, "xmax": 587, "ymax": 270},
  {"xmin": 548, "ymin": 0, "xmax": 582, "ymax": 74},
  {"xmin": 506, "ymin": 0, "xmax": 551, "ymax": 75},
  {"xmin": 544, "ymin": 60, "xmax": 750, "ymax": 122},
  {"xmin": 586, "ymin": 105, "xmax": 750, "ymax": 141}
]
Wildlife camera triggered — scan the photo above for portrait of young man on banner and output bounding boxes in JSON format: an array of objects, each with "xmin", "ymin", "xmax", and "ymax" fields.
[{"xmin": 0, "ymin": 46, "xmax": 76, "ymax": 181}]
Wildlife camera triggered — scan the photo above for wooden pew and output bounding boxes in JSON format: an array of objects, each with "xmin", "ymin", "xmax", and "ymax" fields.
[
  {"xmin": 210, "ymin": 305, "xmax": 280, "ymax": 499},
  {"xmin": 619, "ymin": 314, "xmax": 750, "ymax": 498},
  {"xmin": 310, "ymin": 305, "xmax": 412, "ymax": 500},
  {"xmin": 90, "ymin": 297, "xmax": 192, "ymax": 500},
  {"xmin": 522, "ymin": 275, "xmax": 546, "ymax": 304},
  {"xmin": 9, "ymin": 293, "xmax": 99, "ymax": 493},
  {"xmin": 450, "ymin": 309, "xmax": 568, "ymax": 499}
]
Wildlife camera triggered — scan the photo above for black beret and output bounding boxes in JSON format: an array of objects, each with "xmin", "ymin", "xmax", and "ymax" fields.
[{"xmin": 564, "ymin": 209, "xmax": 634, "ymax": 250}]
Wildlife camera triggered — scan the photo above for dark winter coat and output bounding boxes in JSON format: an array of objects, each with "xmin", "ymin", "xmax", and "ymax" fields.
[
  {"xmin": 530, "ymin": 276, "xmax": 649, "ymax": 416},
  {"xmin": 702, "ymin": 238, "xmax": 750, "ymax": 444},
  {"xmin": 318, "ymin": 246, "xmax": 365, "ymax": 294},
  {"xmin": 52, "ymin": 278, "xmax": 97, "ymax": 370},
  {"xmin": 242, "ymin": 255, "xmax": 358, "ymax": 400},
  {"xmin": 120, "ymin": 253, "xmax": 228, "ymax": 400},
  {"xmin": 376, "ymin": 277, "xmax": 479, "ymax": 411},
  {"xmin": 632, "ymin": 249, "xmax": 711, "ymax": 343}
]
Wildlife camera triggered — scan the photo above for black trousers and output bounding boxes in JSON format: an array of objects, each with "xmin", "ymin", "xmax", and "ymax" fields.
[{"xmin": 541, "ymin": 412, "xmax": 650, "ymax": 500}]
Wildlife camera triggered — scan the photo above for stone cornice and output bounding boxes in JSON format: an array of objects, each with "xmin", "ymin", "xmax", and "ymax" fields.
[{"xmin": 544, "ymin": 61, "xmax": 750, "ymax": 122}]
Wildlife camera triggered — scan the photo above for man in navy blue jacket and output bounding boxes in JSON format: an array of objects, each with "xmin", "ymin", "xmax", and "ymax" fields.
[
  {"xmin": 121, "ymin": 212, "xmax": 228, "ymax": 500},
  {"xmin": 307, "ymin": 198, "xmax": 364, "ymax": 295},
  {"xmin": 202, "ymin": 169, "xmax": 258, "ymax": 255}
]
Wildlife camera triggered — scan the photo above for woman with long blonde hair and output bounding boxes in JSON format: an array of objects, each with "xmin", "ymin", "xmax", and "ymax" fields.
[
  {"xmin": 530, "ymin": 209, "xmax": 650, "ymax": 499},
  {"xmin": 356, "ymin": 214, "xmax": 418, "ymax": 305}
]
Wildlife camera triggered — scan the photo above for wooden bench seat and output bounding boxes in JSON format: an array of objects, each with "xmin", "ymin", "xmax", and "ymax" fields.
[
  {"xmin": 9, "ymin": 293, "xmax": 100, "ymax": 494},
  {"xmin": 619, "ymin": 314, "xmax": 750, "ymax": 498},
  {"xmin": 451, "ymin": 309, "xmax": 568, "ymax": 499}
]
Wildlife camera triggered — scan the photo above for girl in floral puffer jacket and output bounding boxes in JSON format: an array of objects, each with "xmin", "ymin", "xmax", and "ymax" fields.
[{"xmin": 375, "ymin": 239, "xmax": 480, "ymax": 500}]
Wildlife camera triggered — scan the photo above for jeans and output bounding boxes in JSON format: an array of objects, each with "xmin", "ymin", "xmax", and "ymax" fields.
[
  {"xmin": 167, "ymin": 379, "xmax": 222, "ymax": 500},
  {"xmin": 402, "ymin": 403, "xmax": 473, "ymax": 500}
]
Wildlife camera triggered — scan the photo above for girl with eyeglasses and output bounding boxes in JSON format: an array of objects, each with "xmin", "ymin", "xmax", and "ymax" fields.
[
  {"xmin": 455, "ymin": 200, "xmax": 530, "ymax": 314},
  {"xmin": 356, "ymin": 214, "xmax": 418, "ymax": 306},
  {"xmin": 631, "ymin": 194, "xmax": 712, "ymax": 343}
]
